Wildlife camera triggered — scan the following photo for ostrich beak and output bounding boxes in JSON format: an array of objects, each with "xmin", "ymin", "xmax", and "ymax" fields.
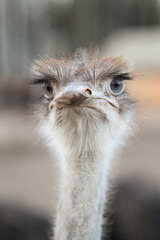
[{"xmin": 49, "ymin": 86, "xmax": 118, "ymax": 111}]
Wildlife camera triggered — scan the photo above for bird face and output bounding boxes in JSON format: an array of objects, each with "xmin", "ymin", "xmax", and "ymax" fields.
[{"xmin": 30, "ymin": 49, "xmax": 135, "ymax": 153}]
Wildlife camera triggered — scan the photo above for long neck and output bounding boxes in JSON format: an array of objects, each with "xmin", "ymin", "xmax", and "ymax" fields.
[{"xmin": 54, "ymin": 143, "xmax": 114, "ymax": 240}]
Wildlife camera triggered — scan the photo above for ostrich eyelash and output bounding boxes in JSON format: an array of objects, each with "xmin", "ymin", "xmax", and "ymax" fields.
[
  {"xmin": 29, "ymin": 75, "xmax": 58, "ymax": 85},
  {"xmin": 29, "ymin": 78, "xmax": 46, "ymax": 85},
  {"xmin": 113, "ymin": 73, "xmax": 132, "ymax": 81}
]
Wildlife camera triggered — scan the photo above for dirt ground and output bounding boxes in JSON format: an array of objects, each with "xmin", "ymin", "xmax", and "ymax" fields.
[{"xmin": 0, "ymin": 107, "xmax": 160, "ymax": 217}]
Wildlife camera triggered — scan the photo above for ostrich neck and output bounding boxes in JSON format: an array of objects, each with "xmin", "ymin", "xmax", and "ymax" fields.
[{"xmin": 54, "ymin": 140, "xmax": 113, "ymax": 240}]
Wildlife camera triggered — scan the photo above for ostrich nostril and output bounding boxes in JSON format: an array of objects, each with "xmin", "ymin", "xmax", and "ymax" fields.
[
  {"xmin": 85, "ymin": 88, "xmax": 92, "ymax": 95},
  {"xmin": 49, "ymin": 104, "xmax": 54, "ymax": 111}
]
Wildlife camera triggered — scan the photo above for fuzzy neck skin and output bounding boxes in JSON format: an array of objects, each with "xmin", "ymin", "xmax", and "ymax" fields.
[{"xmin": 54, "ymin": 140, "xmax": 114, "ymax": 240}]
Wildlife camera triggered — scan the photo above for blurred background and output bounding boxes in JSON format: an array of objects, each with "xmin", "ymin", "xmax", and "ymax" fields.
[{"xmin": 0, "ymin": 0, "xmax": 160, "ymax": 239}]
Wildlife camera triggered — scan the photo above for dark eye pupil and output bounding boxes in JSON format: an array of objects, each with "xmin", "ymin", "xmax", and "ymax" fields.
[
  {"xmin": 47, "ymin": 85, "xmax": 52, "ymax": 92},
  {"xmin": 113, "ymin": 81, "xmax": 120, "ymax": 88},
  {"xmin": 110, "ymin": 78, "xmax": 124, "ymax": 95}
]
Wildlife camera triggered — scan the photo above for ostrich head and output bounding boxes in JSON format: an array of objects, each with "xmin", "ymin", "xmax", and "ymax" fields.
[
  {"xmin": 30, "ymin": 49, "xmax": 135, "ymax": 240},
  {"xmin": 31, "ymin": 49, "xmax": 134, "ymax": 158}
]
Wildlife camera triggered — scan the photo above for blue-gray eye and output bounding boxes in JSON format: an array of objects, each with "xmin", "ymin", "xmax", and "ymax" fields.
[
  {"xmin": 109, "ymin": 78, "xmax": 125, "ymax": 95},
  {"xmin": 42, "ymin": 81, "xmax": 54, "ymax": 99}
]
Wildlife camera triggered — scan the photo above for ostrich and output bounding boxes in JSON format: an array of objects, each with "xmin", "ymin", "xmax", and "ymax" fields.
[{"xmin": 30, "ymin": 48, "xmax": 135, "ymax": 240}]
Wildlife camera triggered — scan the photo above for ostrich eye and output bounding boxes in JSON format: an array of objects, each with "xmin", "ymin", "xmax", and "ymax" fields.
[
  {"xmin": 109, "ymin": 78, "xmax": 125, "ymax": 95},
  {"xmin": 42, "ymin": 81, "xmax": 54, "ymax": 99}
]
